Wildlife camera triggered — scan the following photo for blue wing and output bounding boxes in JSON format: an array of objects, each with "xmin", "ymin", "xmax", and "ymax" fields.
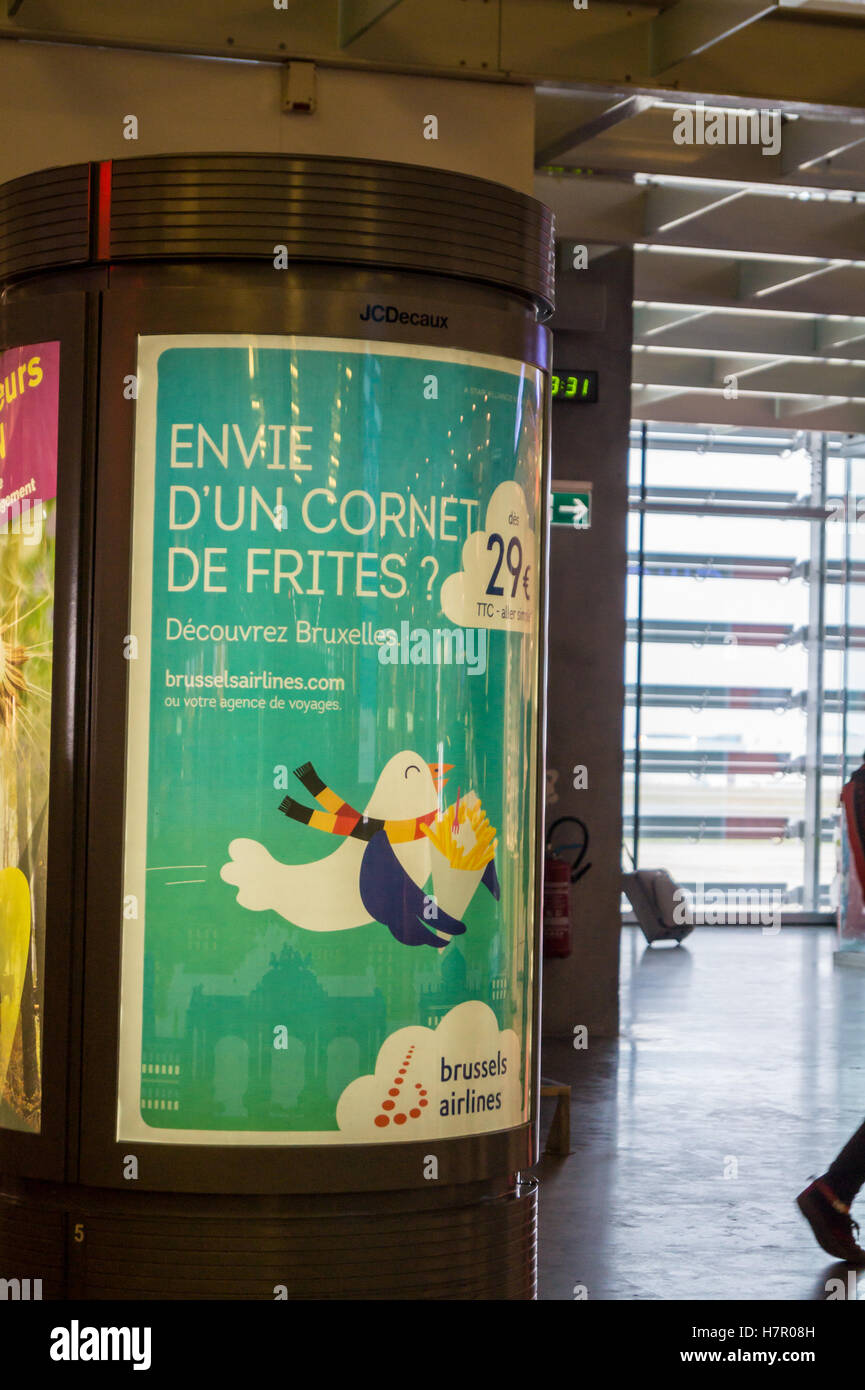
[
  {"xmin": 482, "ymin": 858, "xmax": 500, "ymax": 901},
  {"xmin": 359, "ymin": 830, "xmax": 467, "ymax": 948}
]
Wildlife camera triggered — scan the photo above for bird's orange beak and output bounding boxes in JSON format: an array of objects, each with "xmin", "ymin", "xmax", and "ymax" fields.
[{"xmin": 428, "ymin": 761, "xmax": 454, "ymax": 790}]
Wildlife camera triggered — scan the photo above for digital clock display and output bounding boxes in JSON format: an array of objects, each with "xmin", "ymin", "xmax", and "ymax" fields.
[{"xmin": 551, "ymin": 371, "xmax": 598, "ymax": 403}]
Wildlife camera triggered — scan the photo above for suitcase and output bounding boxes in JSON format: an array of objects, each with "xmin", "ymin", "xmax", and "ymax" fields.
[{"xmin": 623, "ymin": 868, "xmax": 694, "ymax": 944}]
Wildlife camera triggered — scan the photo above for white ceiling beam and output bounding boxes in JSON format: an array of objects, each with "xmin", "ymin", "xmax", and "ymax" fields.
[
  {"xmin": 649, "ymin": 1, "xmax": 807, "ymax": 76},
  {"xmin": 535, "ymin": 96, "xmax": 652, "ymax": 167},
  {"xmin": 633, "ymin": 350, "xmax": 716, "ymax": 389},
  {"xmin": 538, "ymin": 173, "xmax": 865, "ymax": 261},
  {"xmin": 338, "ymin": 0, "xmax": 407, "ymax": 46},
  {"xmin": 774, "ymin": 395, "xmax": 841, "ymax": 419},
  {"xmin": 630, "ymin": 385, "xmax": 696, "ymax": 406},
  {"xmin": 634, "ymin": 304, "xmax": 713, "ymax": 337},
  {"xmin": 816, "ymin": 317, "xmax": 865, "ymax": 351},
  {"xmin": 631, "ymin": 388, "xmax": 865, "ymax": 432},
  {"xmin": 737, "ymin": 259, "xmax": 839, "ymax": 299},
  {"xmin": 634, "ymin": 248, "xmax": 865, "ymax": 318},
  {"xmin": 635, "ymin": 349, "xmax": 865, "ymax": 401},
  {"xmin": 644, "ymin": 185, "xmax": 747, "ymax": 235},
  {"xmin": 536, "ymin": 88, "xmax": 865, "ymax": 194},
  {"xmin": 781, "ymin": 119, "xmax": 865, "ymax": 179},
  {"xmin": 708, "ymin": 355, "xmax": 784, "ymax": 387},
  {"xmin": 641, "ymin": 305, "xmax": 865, "ymax": 363},
  {"xmin": 634, "ymin": 302, "xmax": 820, "ymax": 355}
]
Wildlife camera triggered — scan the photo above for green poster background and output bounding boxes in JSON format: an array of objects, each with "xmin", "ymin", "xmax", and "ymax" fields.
[{"xmin": 118, "ymin": 335, "xmax": 542, "ymax": 1145}]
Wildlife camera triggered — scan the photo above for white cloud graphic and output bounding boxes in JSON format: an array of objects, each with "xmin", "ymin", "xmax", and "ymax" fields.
[
  {"xmin": 440, "ymin": 481, "xmax": 536, "ymax": 633},
  {"xmin": 336, "ymin": 1000, "xmax": 523, "ymax": 1141}
]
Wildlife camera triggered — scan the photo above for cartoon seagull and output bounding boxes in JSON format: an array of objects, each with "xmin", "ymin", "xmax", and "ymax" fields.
[{"xmin": 220, "ymin": 750, "xmax": 499, "ymax": 949}]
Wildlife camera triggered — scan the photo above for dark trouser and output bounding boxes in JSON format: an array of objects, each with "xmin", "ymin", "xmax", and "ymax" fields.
[{"xmin": 827, "ymin": 1120, "xmax": 865, "ymax": 1206}]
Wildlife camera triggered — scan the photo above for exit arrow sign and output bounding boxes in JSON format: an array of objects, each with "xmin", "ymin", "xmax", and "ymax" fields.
[{"xmin": 551, "ymin": 484, "xmax": 592, "ymax": 529}]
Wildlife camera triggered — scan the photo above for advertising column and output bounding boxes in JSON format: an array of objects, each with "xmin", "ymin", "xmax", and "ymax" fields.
[{"xmin": 118, "ymin": 334, "xmax": 543, "ymax": 1147}]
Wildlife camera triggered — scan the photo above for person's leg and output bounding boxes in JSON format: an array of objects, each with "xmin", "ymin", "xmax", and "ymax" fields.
[
  {"xmin": 826, "ymin": 1119, "xmax": 865, "ymax": 1207},
  {"xmin": 797, "ymin": 1121, "xmax": 865, "ymax": 1262}
]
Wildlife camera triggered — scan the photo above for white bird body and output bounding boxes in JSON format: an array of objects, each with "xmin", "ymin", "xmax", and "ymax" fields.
[
  {"xmin": 220, "ymin": 750, "xmax": 440, "ymax": 933},
  {"xmin": 221, "ymin": 834, "xmax": 369, "ymax": 932}
]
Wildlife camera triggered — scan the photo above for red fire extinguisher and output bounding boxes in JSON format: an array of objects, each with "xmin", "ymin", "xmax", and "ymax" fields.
[{"xmin": 543, "ymin": 817, "xmax": 591, "ymax": 958}]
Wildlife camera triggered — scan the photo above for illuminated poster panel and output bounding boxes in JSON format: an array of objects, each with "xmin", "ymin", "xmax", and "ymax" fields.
[
  {"xmin": 0, "ymin": 340, "xmax": 60, "ymax": 1135},
  {"xmin": 118, "ymin": 335, "xmax": 542, "ymax": 1145}
]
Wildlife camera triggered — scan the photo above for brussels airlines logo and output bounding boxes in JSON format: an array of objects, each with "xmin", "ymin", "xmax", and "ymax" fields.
[{"xmin": 360, "ymin": 303, "xmax": 449, "ymax": 328}]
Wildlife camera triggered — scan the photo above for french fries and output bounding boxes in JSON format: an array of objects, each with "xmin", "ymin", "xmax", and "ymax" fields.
[{"xmin": 422, "ymin": 795, "xmax": 497, "ymax": 871}]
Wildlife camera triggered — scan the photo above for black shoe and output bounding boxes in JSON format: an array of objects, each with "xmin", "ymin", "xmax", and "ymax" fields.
[{"xmin": 797, "ymin": 1177, "xmax": 865, "ymax": 1263}]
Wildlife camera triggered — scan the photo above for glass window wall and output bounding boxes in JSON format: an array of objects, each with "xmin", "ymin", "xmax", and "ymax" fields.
[{"xmin": 625, "ymin": 425, "xmax": 864, "ymax": 918}]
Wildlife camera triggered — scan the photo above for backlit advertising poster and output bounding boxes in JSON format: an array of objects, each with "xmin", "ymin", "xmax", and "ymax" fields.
[
  {"xmin": 118, "ymin": 335, "xmax": 542, "ymax": 1145},
  {"xmin": 0, "ymin": 340, "xmax": 60, "ymax": 1135}
]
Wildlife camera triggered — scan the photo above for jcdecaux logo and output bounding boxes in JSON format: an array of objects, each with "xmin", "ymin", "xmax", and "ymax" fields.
[{"xmin": 360, "ymin": 303, "xmax": 449, "ymax": 328}]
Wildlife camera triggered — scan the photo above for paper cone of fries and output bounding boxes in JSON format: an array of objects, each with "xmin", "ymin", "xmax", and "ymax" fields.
[{"xmin": 423, "ymin": 792, "xmax": 497, "ymax": 925}]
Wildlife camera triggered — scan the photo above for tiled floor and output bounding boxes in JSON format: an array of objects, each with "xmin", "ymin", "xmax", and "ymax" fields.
[{"xmin": 536, "ymin": 926, "xmax": 865, "ymax": 1300}]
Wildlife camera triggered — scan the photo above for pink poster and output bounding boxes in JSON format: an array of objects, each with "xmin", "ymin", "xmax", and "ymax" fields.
[
  {"xmin": 0, "ymin": 341, "xmax": 60, "ymax": 507},
  {"xmin": 0, "ymin": 339, "xmax": 60, "ymax": 1134}
]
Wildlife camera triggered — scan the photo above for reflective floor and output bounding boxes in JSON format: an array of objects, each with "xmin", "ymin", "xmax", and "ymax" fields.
[{"xmin": 537, "ymin": 927, "xmax": 865, "ymax": 1301}]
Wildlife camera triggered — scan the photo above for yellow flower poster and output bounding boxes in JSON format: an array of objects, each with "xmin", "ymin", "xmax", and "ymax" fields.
[{"xmin": 0, "ymin": 340, "xmax": 59, "ymax": 1134}]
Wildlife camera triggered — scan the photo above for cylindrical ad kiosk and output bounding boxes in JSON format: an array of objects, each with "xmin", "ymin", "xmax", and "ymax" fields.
[{"xmin": 0, "ymin": 154, "xmax": 554, "ymax": 1300}]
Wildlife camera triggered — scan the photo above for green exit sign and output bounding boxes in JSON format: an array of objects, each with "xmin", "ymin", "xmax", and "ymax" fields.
[{"xmin": 551, "ymin": 485, "xmax": 592, "ymax": 529}]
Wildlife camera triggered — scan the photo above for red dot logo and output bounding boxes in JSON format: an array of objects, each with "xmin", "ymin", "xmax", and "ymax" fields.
[{"xmin": 372, "ymin": 1047, "xmax": 427, "ymax": 1128}]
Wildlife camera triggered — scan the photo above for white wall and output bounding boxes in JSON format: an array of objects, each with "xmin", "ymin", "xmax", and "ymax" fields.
[{"xmin": 0, "ymin": 41, "xmax": 534, "ymax": 191}]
